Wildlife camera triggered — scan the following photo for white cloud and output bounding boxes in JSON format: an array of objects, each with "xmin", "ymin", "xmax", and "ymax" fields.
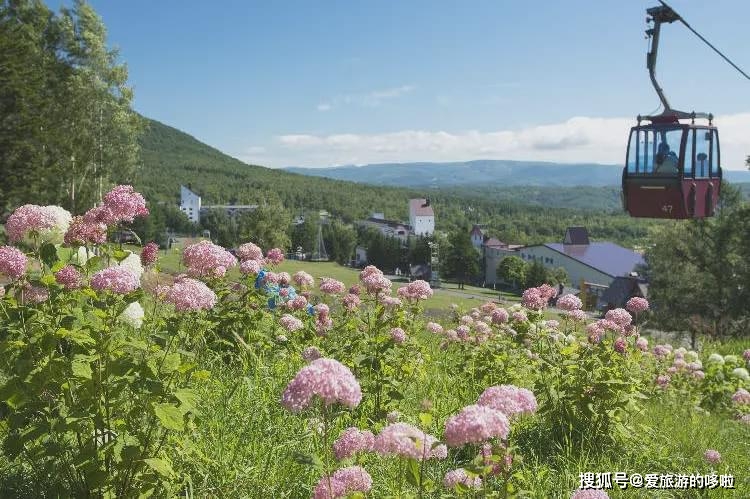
[
  {"xmin": 238, "ymin": 113, "xmax": 750, "ymax": 170},
  {"xmin": 317, "ymin": 84, "xmax": 415, "ymax": 111}
]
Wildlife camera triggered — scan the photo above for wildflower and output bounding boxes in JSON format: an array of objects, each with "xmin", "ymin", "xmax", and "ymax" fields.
[
  {"xmin": 262, "ymin": 248, "xmax": 283, "ymax": 266},
  {"xmin": 614, "ymin": 336, "xmax": 627, "ymax": 354},
  {"xmin": 443, "ymin": 468, "xmax": 482, "ymax": 490},
  {"xmin": 556, "ymin": 293, "xmax": 582, "ymax": 311},
  {"xmin": 281, "ymin": 358, "xmax": 362, "ymax": 412},
  {"xmin": 163, "ymin": 277, "xmax": 217, "ymax": 312},
  {"xmin": 332, "ymin": 427, "xmax": 375, "ymax": 460},
  {"xmin": 182, "ymin": 240, "xmax": 237, "ymax": 278},
  {"xmin": 140, "ymin": 242, "xmax": 159, "ymax": 266},
  {"xmin": 477, "ymin": 385, "xmax": 538, "ymax": 418},
  {"xmin": 704, "ymin": 449, "xmax": 721, "ymax": 465},
  {"xmin": 626, "ymin": 297, "xmax": 649, "ymax": 314},
  {"xmin": 55, "ymin": 265, "xmax": 82, "ymax": 290},
  {"xmin": 319, "ymin": 278, "xmax": 346, "ymax": 295},
  {"xmin": 280, "ymin": 314, "xmax": 304, "ymax": 332},
  {"xmin": 444, "ymin": 405, "xmax": 510, "ymax": 447},
  {"xmin": 656, "ymin": 374, "xmax": 670, "ymax": 388},
  {"xmin": 0, "ymin": 246, "xmax": 28, "ymax": 280},
  {"xmin": 390, "ymin": 327, "xmax": 407, "ymax": 344},
  {"xmin": 653, "ymin": 344, "xmax": 673, "ymax": 359},
  {"xmin": 635, "ymin": 337, "xmax": 648, "ymax": 352},
  {"xmin": 91, "ymin": 267, "xmax": 139, "ymax": 294},
  {"xmin": 374, "ymin": 423, "xmax": 446, "ymax": 460},
  {"xmin": 119, "ymin": 302, "xmax": 144, "ymax": 329}
]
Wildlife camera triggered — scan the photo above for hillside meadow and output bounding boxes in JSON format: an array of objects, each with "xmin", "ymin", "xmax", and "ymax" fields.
[{"xmin": 0, "ymin": 188, "xmax": 748, "ymax": 499}]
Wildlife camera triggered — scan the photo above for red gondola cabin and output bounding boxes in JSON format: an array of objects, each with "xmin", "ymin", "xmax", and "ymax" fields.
[{"xmin": 622, "ymin": 117, "xmax": 721, "ymax": 219}]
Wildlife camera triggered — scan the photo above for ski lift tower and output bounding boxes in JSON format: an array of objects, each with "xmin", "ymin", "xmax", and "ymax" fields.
[
  {"xmin": 428, "ymin": 241, "xmax": 441, "ymax": 288},
  {"xmin": 310, "ymin": 210, "xmax": 330, "ymax": 262}
]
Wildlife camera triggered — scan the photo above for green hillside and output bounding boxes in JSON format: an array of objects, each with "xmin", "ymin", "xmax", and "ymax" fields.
[{"xmin": 133, "ymin": 118, "xmax": 659, "ymax": 246}]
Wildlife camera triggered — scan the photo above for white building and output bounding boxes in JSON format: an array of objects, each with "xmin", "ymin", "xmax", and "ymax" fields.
[
  {"xmin": 409, "ymin": 198, "xmax": 434, "ymax": 237},
  {"xmin": 180, "ymin": 185, "xmax": 201, "ymax": 223},
  {"xmin": 358, "ymin": 213, "xmax": 411, "ymax": 243}
]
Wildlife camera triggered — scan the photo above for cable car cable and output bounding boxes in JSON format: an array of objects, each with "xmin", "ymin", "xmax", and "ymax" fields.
[{"xmin": 658, "ymin": 0, "xmax": 750, "ymax": 81}]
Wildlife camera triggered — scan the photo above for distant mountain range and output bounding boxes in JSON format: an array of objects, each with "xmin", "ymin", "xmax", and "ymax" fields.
[{"xmin": 285, "ymin": 160, "xmax": 750, "ymax": 188}]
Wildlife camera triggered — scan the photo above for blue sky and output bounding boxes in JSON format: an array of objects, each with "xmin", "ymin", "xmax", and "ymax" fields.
[{"xmin": 60, "ymin": 0, "xmax": 750, "ymax": 169}]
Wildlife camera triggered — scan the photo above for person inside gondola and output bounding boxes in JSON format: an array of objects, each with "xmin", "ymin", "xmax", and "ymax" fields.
[{"xmin": 654, "ymin": 141, "xmax": 679, "ymax": 174}]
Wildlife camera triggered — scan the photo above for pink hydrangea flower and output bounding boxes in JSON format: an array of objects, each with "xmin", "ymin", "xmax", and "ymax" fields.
[
  {"xmin": 398, "ymin": 280, "xmax": 432, "ymax": 301},
  {"xmin": 374, "ymin": 423, "xmax": 447, "ymax": 460},
  {"xmin": 99, "ymin": 185, "xmax": 149, "ymax": 224},
  {"xmin": 236, "ymin": 242, "xmax": 263, "ymax": 262},
  {"xmin": 521, "ymin": 287, "xmax": 549, "ymax": 311},
  {"xmin": 20, "ymin": 284, "xmax": 49, "ymax": 305},
  {"xmin": 54, "ymin": 265, "xmax": 82, "ymax": 290},
  {"xmin": 182, "ymin": 240, "xmax": 237, "ymax": 278},
  {"xmin": 63, "ymin": 216, "xmax": 107, "ymax": 246},
  {"xmin": 653, "ymin": 344, "xmax": 672, "ymax": 359},
  {"xmin": 636, "ymin": 337, "xmax": 649, "ymax": 352},
  {"xmin": 281, "ymin": 358, "xmax": 362, "ymax": 412},
  {"xmin": 332, "ymin": 427, "xmax": 375, "ymax": 460},
  {"xmin": 348, "ymin": 284, "xmax": 361, "ymax": 295},
  {"xmin": 140, "ymin": 242, "xmax": 159, "ymax": 266},
  {"xmin": 444, "ymin": 405, "xmax": 510, "ymax": 447},
  {"xmin": 556, "ymin": 293, "xmax": 582, "ymax": 311},
  {"xmin": 692, "ymin": 370, "xmax": 705, "ymax": 380},
  {"xmin": 286, "ymin": 295, "xmax": 309, "ymax": 311},
  {"xmin": 732, "ymin": 388, "xmax": 750, "ymax": 405},
  {"xmin": 0, "ymin": 246, "xmax": 28, "ymax": 280},
  {"xmin": 265, "ymin": 248, "xmax": 285, "ymax": 266},
  {"xmin": 319, "ymin": 277, "xmax": 346, "ymax": 295},
  {"xmin": 292, "ymin": 270, "xmax": 314, "ymax": 287},
  {"xmin": 511, "ymin": 311, "xmax": 527, "ymax": 322},
  {"xmin": 704, "ymin": 449, "xmax": 721, "ymax": 465},
  {"xmin": 5, "ymin": 204, "xmax": 71, "ymax": 244},
  {"xmin": 380, "ymin": 296, "xmax": 402, "ymax": 309},
  {"xmin": 444, "ymin": 468, "xmax": 482, "ymax": 490},
  {"xmin": 480, "ymin": 301, "xmax": 497, "ymax": 313},
  {"xmin": 571, "ymin": 490, "xmax": 609, "ymax": 499},
  {"xmin": 359, "ymin": 265, "xmax": 382, "ymax": 281},
  {"xmin": 302, "ymin": 346, "xmax": 322, "ymax": 362},
  {"xmin": 491, "ymin": 308, "xmax": 509, "ymax": 324},
  {"xmin": 566, "ymin": 309, "xmax": 588, "ymax": 321},
  {"xmin": 656, "ymin": 374, "xmax": 671, "ymax": 388},
  {"xmin": 477, "ymin": 385, "xmax": 538, "ymax": 418},
  {"xmin": 361, "ymin": 269, "xmax": 392, "ymax": 294},
  {"xmin": 626, "ymin": 297, "xmax": 649, "ymax": 314},
  {"xmin": 460, "ymin": 315, "xmax": 474, "ymax": 325},
  {"xmin": 313, "ymin": 466, "xmax": 372, "ymax": 499},
  {"xmin": 240, "ymin": 259, "xmax": 262, "ymax": 275},
  {"xmin": 390, "ymin": 327, "xmax": 407, "ymax": 344},
  {"xmin": 280, "ymin": 314, "xmax": 304, "ymax": 332},
  {"xmin": 743, "ymin": 349, "xmax": 750, "ymax": 362},
  {"xmin": 426, "ymin": 322, "xmax": 444, "ymax": 334},
  {"xmin": 614, "ymin": 336, "xmax": 627, "ymax": 354},
  {"xmin": 605, "ymin": 308, "xmax": 632, "ymax": 327},
  {"xmin": 163, "ymin": 277, "xmax": 217, "ymax": 312},
  {"xmin": 342, "ymin": 293, "xmax": 361, "ymax": 311},
  {"xmin": 91, "ymin": 267, "xmax": 139, "ymax": 294}
]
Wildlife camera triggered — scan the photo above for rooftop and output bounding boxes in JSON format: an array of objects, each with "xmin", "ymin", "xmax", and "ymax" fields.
[
  {"xmin": 542, "ymin": 241, "xmax": 645, "ymax": 278},
  {"xmin": 409, "ymin": 198, "xmax": 434, "ymax": 217}
]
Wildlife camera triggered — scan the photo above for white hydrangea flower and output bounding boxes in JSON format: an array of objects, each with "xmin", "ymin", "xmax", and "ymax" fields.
[
  {"xmin": 731, "ymin": 368, "xmax": 749, "ymax": 381},
  {"xmin": 116, "ymin": 251, "xmax": 144, "ymax": 281},
  {"xmin": 119, "ymin": 302, "xmax": 144, "ymax": 329},
  {"xmin": 707, "ymin": 353, "xmax": 724, "ymax": 365},
  {"xmin": 723, "ymin": 355, "xmax": 739, "ymax": 365},
  {"xmin": 685, "ymin": 350, "xmax": 700, "ymax": 362},
  {"xmin": 39, "ymin": 205, "xmax": 73, "ymax": 244},
  {"xmin": 76, "ymin": 246, "xmax": 90, "ymax": 265}
]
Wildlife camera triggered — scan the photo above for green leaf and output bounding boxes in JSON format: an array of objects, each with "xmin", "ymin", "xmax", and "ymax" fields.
[
  {"xmin": 144, "ymin": 457, "xmax": 174, "ymax": 478},
  {"xmin": 39, "ymin": 243, "xmax": 59, "ymax": 268},
  {"xmin": 71, "ymin": 356, "xmax": 93, "ymax": 379},
  {"xmin": 418, "ymin": 412, "xmax": 433, "ymax": 428},
  {"xmin": 56, "ymin": 328, "xmax": 95, "ymax": 346},
  {"xmin": 174, "ymin": 388, "xmax": 199, "ymax": 414},
  {"xmin": 405, "ymin": 458, "xmax": 421, "ymax": 487},
  {"xmin": 153, "ymin": 403, "xmax": 184, "ymax": 431},
  {"xmin": 112, "ymin": 249, "xmax": 131, "ymax": 263},
  {"xmin": 292, "ymin": 452, "xmax": 325, "ymax": 471}
]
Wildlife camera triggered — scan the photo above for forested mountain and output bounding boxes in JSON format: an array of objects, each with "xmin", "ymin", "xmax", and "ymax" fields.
[
  {"xmin": 285, "ymin": 160, "xmax": 750, "ymax": 187},
  {"xmin": 134, "ymin": 119, "xmax": 660, "ymax": 247}
]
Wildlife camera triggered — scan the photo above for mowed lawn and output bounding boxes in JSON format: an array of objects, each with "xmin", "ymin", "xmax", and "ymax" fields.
[{"xmin": 146, "ymin": 242, "xmax": 520, "ymax": 315}]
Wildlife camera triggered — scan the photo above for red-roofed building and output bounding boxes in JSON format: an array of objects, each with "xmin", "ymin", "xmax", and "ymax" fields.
[{"xmin": 409, "ymin": 198, "xmax": 434, "ymax": 236}]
